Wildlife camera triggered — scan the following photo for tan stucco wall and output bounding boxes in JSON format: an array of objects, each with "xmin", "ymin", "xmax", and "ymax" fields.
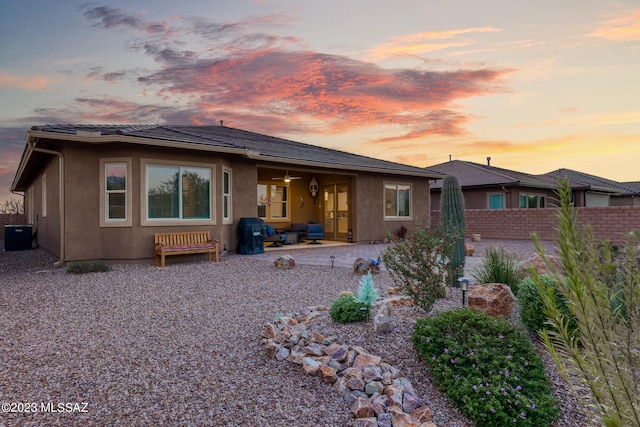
[{"xmin": 31, "ymin": 157, "xmax": 61, "ymax": 257}]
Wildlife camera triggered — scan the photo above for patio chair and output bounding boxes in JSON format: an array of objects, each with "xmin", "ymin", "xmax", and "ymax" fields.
[{"xmin": 306, "ymin": 223, "xmax": 324, "ymax": 244}]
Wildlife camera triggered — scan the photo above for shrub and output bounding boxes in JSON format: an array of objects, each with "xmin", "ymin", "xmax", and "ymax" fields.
[
  {"xmin": 473, "ymin": 246, "xmax": 524, "ymax": 294},
  {"xmin": 412, "ymin": 308, "xmax": 559, "ymax": 427},
  {"xmin": 516, "ymin": 275, "xmax": 577, "ymax": 336},
  {"xmin": 329, "ymin": 295, "xmax": 368, "ymax": 323},
  {"xmin": 355, "ymin": 272, "xmax": 378, "ymax": 307},
  {"xmin": 66, "ymin": 261, "xmax": 111, "ymax": 274},
  {"xmin": 380, "ymin": 227, "xmax": 455, "ymax": 312},
  {"xmin": 532, "ymin": 178, "xmax": 640, "ymax": 427}
]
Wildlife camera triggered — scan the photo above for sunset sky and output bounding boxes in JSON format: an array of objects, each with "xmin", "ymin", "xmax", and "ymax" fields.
[{"xmin": 1, "ymin": 0, "xmax": 639, "ymax": 205}]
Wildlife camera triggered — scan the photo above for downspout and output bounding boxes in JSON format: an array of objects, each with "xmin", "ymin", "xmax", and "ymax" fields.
[{"xmin": 28, "ymin": 139, "xmax": 65, "ymax": 267}]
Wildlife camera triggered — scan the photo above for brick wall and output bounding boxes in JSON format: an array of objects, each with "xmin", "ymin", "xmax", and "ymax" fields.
[
  {"xmin": 0, "ymin": 214, "xmax": 28, "ymax": 239},
  {"xmin": 431, "ymin": 206, "xmax": 640, "ymax": 244}
]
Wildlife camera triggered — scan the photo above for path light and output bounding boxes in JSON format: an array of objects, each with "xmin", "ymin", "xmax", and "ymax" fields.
[
  {"xmin": 458, "ymin": 277, "xmax": 471, "ymax": 306},
  {"xmin": 330, "ymin": 255, "xmax": 335, "ymax": 269}
]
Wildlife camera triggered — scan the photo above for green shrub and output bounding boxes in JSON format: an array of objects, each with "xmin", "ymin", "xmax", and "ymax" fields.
[
  {"xmin": 380, "ymin": 227, "xmax": 454, "ymax": 311},
  {"xmin": 517, "ymin": 275, "xmax": 577, "ymax": 336},
  {"xmin": 473, "ymin": 246, "xmax": 524, "ymax": 294},
  {"xmin": 329, "ymin": 295, "xmax": 368, "ymax": 323},
  {"xmin": 412, "ymin": 308, "xmax": 559, "ymax": 427},
  {"xmin": 355, "ymin": 272, "xmax": 378, "ymax": 307},
  {"xmin": 66, "ymin": 261, "xmax": 111, "ymax": 274}
]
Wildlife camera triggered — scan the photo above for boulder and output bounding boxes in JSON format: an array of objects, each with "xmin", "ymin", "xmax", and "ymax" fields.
[
  {"xmin": 465, "ymin": 244, "xmax": 475, "ymax": 256},
  {"xmin": 302, "ymin": 357, "xmax": 321, "ymax": 375},
  {"xmin": 402, "ymin": 389, "xmax": 424, "ymax": 414},
  {"xmin": 274, "ymin": 255, "xmax": 295, "ymax": 269},
  {"xmin": 354, "ymin": 418, "xmax": 378, "ymax": 427},
  {"xmin": 377, "ymin": 413, "xmax": 393, "ymax": 427},
  {"xmin": 351, "ymin": 397, "xmax": 375, "ymax": 418},
  {"xmin": 353, "ymin": 353, "xmax": 382, "ymax": 368},
  {"xmin": 338, "ymin": 290, "xmax": 355, "ymax": 298},
  {"xmin": 522, "ymin": 253, "xmax": 562, "ymax": 275},
  {"xmin": 318, "ymin": 365, "xmax": 338, "ymax": 383},
  {"xmin": 353, "ymin": 257, "xmax": 381, "ymax": 275},
  {"xmin": 373, "ymin": 303, "xmax": 393, "ymax": 333},
  {"xmin": 468, "ymin": 283, "xmax": 516, "ymax": 317}
]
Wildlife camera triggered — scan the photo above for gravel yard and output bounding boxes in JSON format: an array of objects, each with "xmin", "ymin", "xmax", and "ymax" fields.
[{"xmin": 1, "ymin": 242, "xmax": 594, "ymax": 426}]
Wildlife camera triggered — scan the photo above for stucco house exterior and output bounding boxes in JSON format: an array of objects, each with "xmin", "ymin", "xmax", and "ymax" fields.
[
  {"xmin": 428, "ymin": 160, "xmax": 622, "ymax": 210},
  {"xmin": 11, "ymin": 124, "xmax": 442, "ymax": 264}
]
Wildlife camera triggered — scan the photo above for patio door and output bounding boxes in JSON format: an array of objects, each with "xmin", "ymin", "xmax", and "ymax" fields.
[{"xmin": 322, "ymin": 184, "xmax": 349, "ymax": 239}]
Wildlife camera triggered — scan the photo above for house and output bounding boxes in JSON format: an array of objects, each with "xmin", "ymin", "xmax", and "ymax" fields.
[
  {"xmin": 427, "ymin": 160, "xmax": 623, "ymax": 210},
  {"xmin": 428, "ymin": 160, "xmax": 561, "ymax": 210},
  {"xmin": 10, "ymin": 124, "xmax": 443, "ymax": 264},
  {"xmin": 543, "ymin": 168, "xmax": 640, "ymax": 207}
]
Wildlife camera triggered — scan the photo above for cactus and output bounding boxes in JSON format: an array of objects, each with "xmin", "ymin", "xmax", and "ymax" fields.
[{"xmin": 440, "ymin": 175, "xmax": 465, "ymax": 287}]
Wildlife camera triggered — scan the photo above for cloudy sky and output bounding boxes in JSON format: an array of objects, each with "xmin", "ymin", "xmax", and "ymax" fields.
[{"xmin": 1, "ymin": 0, "xmax": 639, "ymax": 204}]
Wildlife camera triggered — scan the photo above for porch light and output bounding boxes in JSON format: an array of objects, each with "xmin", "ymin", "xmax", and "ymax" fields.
[
  {"xmin": 458, "ymin": 277, "xmax": 471, "ymax": 306},
  {"xmin": 309, "ymin": 177, "xmax": 319, "ymax": 197}
]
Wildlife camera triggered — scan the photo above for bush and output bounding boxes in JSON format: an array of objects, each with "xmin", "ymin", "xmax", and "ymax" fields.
[
  {"xmin": 355, "ymin": 272, "xmax": 378, "ymax": 307},
  {"xmin": 329, "ymin": 295, "xmax": 368, "ymax": 323},
  {"xmin": 517, "ymin": 275, "xmax": 577, "ymax": 336},
  {"xmin": 380, "ymin": 227, "xmax": 454, "ymax": 311},
  {"xmin": 412, "ymin": 308, "xmax": 559, "ymax": 427},
  {"xmin": 473, "ymin": 246, "xmax": 524, "ymax": 294},
  {"xmin": 66, "ymin": 261, "xmax": 111, "ymax": 274}
]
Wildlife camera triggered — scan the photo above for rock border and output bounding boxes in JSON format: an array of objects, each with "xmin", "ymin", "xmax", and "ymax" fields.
[{"xmin": 261, "ymin": 306, "xmax": 437, "ymax": 427}]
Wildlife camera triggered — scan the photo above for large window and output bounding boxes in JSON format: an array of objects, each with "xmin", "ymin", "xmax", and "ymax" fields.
[
  {"xmin": 488, "ymin": 193, "xmax": 505, "ymax": 209},
  {"xmin": 519, "ymin": 193, "xmax": 546, "ymax": 209},
  {"xmin": 146, "ymin": 164, "xmax": 211, "ymax": 221},
  {"xmin": 257, "ymin": 183, "xmax": 289, "ymax": 221},
  {"xmin": 223, "ymin": 168, "xmax": 232, "ymax": 223},
  {"xmin": 100, "ymin": 158, "xmax": 132, "ymax": 227},
  {"xmin": 384, "ymin": 183, "xmax": 411, "ymax": 218}
]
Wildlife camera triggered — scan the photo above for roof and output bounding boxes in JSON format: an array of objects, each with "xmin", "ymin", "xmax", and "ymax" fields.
[
  {"xmin": 427, "ymin": 160, "xmax": 558, "ymax": 190},
  {"xmin": 12, "ymin": 124, "xmax": 443, "ymax": 191},
  {"xmin": 543, "ymin": 168, "xmax": 629, "ymax": 195}
]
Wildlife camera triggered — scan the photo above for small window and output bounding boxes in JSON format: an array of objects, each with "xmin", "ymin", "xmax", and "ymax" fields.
[
  {"xmin": 257, "ymin": 183, "xmax": 289, "ymax": 221},
  {"xmin": 488, "ymin": 193, "xmax": 505, "ymax": 209},
  {"xmin": 41, "ymin": 174, "xmax": 47, "ymax": 218},
  {"xmin": 384, "ymin": 183, "xmax": 411, "ymax": 219},
  {"xmin": 223, "ymin": 168, "xmax": 232, "ymax": 223},
  {"xmin": 519, "ymin": 193, "xmax": 546, "ymax": 209},
  {"xmin": 100, "ymin": 158, "xmax": 132, "ymax": 227}
]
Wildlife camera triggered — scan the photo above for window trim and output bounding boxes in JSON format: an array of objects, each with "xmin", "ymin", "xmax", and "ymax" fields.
[
  {"xmin": 257, "ymin": 182, "xmax": 290, "ymax": 223},
  {"xmin": 100, "ymin": 158, "xmax": 133, "ymax": 228},
  {"xmin": 383, "ymin": 181, "xmax": 413, "ymax": 220},
  {"xmin": 140, "ymin": 158, "xmax": 216, "ymax": 226},
  {"xmin": 519, "ymin": 192, "xmax": 546, "ymax": 209},
  {"xmin": 222, "ymin": 167, "xmax": 232, "ymax": 224},
  {"xmin": 487, "ymin": 192, "xmax": 505, "ymax": 210},
  {"xmin": 41, "ymin": 173, "xmax": 47, "ymax": 218}
]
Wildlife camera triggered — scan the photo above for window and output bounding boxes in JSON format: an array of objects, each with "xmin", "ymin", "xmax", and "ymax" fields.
[
  {"xmin": 223, "ymin": 168, "xmax": 232, "ymax": 223},
  {"xmin": 27, "ymin": 187, "xmax": 34, "ymax": 224},
  {"xmin": 257, "ymin": 183, "xmax": 289, "ymax": 221},
  {"xmin": 146, "ymin": 164, "xmax": 211, "ymax": 220},
  {"xmin": 100, "ymin": 159, "xmax": 132, "ymax": 227},
  {"xmin": 488, "ymin": 193, "xmax": 505, "ymax": 209},
  {"xmin": 519, "ymin": 193, "xmax": 546, "ymax": 209},
  {"xmin": 384, "ymin": 183, "xmax": 411, "ymax": 218},
  {"xmin": 41, "ymin": 174, "xmax": 47, "ymax": 218}
]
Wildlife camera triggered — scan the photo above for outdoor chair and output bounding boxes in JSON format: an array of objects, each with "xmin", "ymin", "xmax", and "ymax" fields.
[{"xmin": 306, "ymin": 223, "xmax": 324, "ymax": 244}]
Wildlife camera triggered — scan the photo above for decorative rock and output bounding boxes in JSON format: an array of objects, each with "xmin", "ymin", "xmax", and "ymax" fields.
[
  {"xmin": 351, "ymin": 396, "xmax": 374, "ymax": 418},
  {"xmin": 382, "ymin": 371, "xmax": 393, "ymax": 385},
  {"xmin": 353, "ymin": 353, "xmax": 381, "ymax": 368},
  {"xmin": 394, "ymin": 377, "xmax": 414, "ymax": 392},
  {"xmin": 274, "ymin": 346, "xmax": 290, "ymax": 361},
  {"xmin": 311, "ymin": 331, "xmax": 325, "ymax": 343},
  {"xmin": 411, "ymin": 406, "xmax": 432, "ymax": 424},
  {"xmin": 471, "ymin": 233, "xmax": 481, "ymax": 242},
  {"xmin": 373, "ymin": 302, "xmax": 393, "ymax": 333},
  {"xmin": 393, "ymin": 412, "xmax": 419, "ymax": 427},
  {"xmin": 265, "ymin": 342, "xmax": 279, "ymax": 359},
  {"xmin": 523, "ymin": 253, "xmax": 562, "ymax": 275},
  {"xmin": 384, "ymin": 384, "xmax": 404, "ymax": 407},
  {"xmin": 261, "ymin": 323, "xmax": 276, "ymax": 339},
  {"xmin": 345, "ymin": 390, "xmax": 368, "ymax": 406},
  {"xmin": 365, "ymin": 380, "xmax": 384, "ymax": 396},
  {"xmin": 331, "ymin": 346, "xmax": 349, "ymax": 362},
  {"xmin": 345, "ymin": 376, "xmax": 365, "ymax": 392},
  {"xmin": 288, "ymin": 346, "xmax": 306, "ymax": 364},
  {"xmin": 402, "ymin": 389, "xmax": 424, "ymax": 414},
  {"xmin": 323, "ymin": 343, "xmax": 342, "ymax": 356},
  {"xmin": 468, "ymin": 283, "xmax": 516, "ymax": 317},
  {"xmin": 354, "ymin": 418, "xmax": 378, "ymax": 427},
  {"xmin": 362, "ymin": 366, "xmax": 383, "ymax": 383},
  {"xmin": 303, "ymin": 343, "xmax": 324, "ymax": 356},
  {"xmin": 338, "ymin": 290, "xmax": 355, "ymax": 298},
  {"xmin": 274, "ymin": 255, "xmax": 295, "ymax": 269},
  {"xmin": 302, "ymin": 357, "xmax": 321, "ymax": 375},
  {"xmin": 377, "ymin": 413, "xmax": 393, "ymax": 427},
  {"xmin": 352, "ymin": 257, "xmax": 381, "ymax": 275},
  {"xmin": 465, "ymin": 243, "xmax": 475, "ymax": 256},
  {"xmin": 318, "ymin": 365, "xmax": 338, "ymax": 383}
]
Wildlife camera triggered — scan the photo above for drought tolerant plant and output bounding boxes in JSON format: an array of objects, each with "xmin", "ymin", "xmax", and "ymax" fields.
[
  {"xmin": 355, "ymin": 272, "xmax": 378, "ymax": 308},
  {"xmin": 532, "ymin": 178, "xmax": 640, "ymax": 427},
  {"xmin": 329, "ymin": 295, "xmax": 368, "ymax": 323},
  {"xmin": 412, "ymin": 308, "xmax": 559, "ymax": 427},
  {"xmin": 66, "ymin": 261, "xmax": 111, "ymax": 274},
  {"xmin": 380, "ymin": 227, "xmax": 454, "ymax": 312},
  {"xmin": 473, "ymin": 246, "xmax": 524, "ymax": 294},
  {"xmin": 441, "ymin": 175, "xmax": 465, "ymax": 287},
  {"xmin": 516, "ymin": 275, "xmax": 577, "ymax": 336}
]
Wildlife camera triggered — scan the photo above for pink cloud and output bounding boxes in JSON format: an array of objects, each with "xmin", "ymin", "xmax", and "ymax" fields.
[{"xmin": 588, "ymin": 9, "xmax": 640, "ymax": 42}]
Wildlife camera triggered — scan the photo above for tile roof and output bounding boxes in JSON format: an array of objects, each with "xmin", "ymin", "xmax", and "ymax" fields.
[
  {"xmin": 543, "ymin": 168, "xmax": 627, "ymax": 195},
  {"xmin": 28, "ymin": 124, "xmax": 442, "ymax": 178}
]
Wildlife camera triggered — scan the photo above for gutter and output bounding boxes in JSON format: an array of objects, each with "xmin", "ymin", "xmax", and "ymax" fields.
[{"xmin": 28, "ymin": 138, "xmax": 65, "ymax": 267}]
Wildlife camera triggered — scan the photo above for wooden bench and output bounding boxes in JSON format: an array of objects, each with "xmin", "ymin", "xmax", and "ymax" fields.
[{"xmin": 154, "ymin": 231, "xmax": 219, "ymax": 267}]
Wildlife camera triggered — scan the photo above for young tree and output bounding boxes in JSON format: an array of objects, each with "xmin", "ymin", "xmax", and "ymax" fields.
[
  {"xmin": 0, "ymin": 198, "xmax": 24, "ymax": 214},
  {"xmin": 532, "ymin": 178, "xmax": 640, "ymax": 427}
]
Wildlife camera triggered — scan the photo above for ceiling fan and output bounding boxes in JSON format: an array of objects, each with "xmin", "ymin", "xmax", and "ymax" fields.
[{"xmin": 272, "ymin": 170, "xmax": 302, "ymax": 183}]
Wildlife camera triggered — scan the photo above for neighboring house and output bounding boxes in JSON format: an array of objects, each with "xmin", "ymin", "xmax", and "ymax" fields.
[
  {"xmin": 428, "ymin": 160, "xmax": 561, "ymax": 210},
  {"xmin": 543, "ymin": 169, "xmax": 639, "ymax": 207},
  {"xmin": 10, "ymin": 124, "xmax": 442, "ymax": 264}
]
